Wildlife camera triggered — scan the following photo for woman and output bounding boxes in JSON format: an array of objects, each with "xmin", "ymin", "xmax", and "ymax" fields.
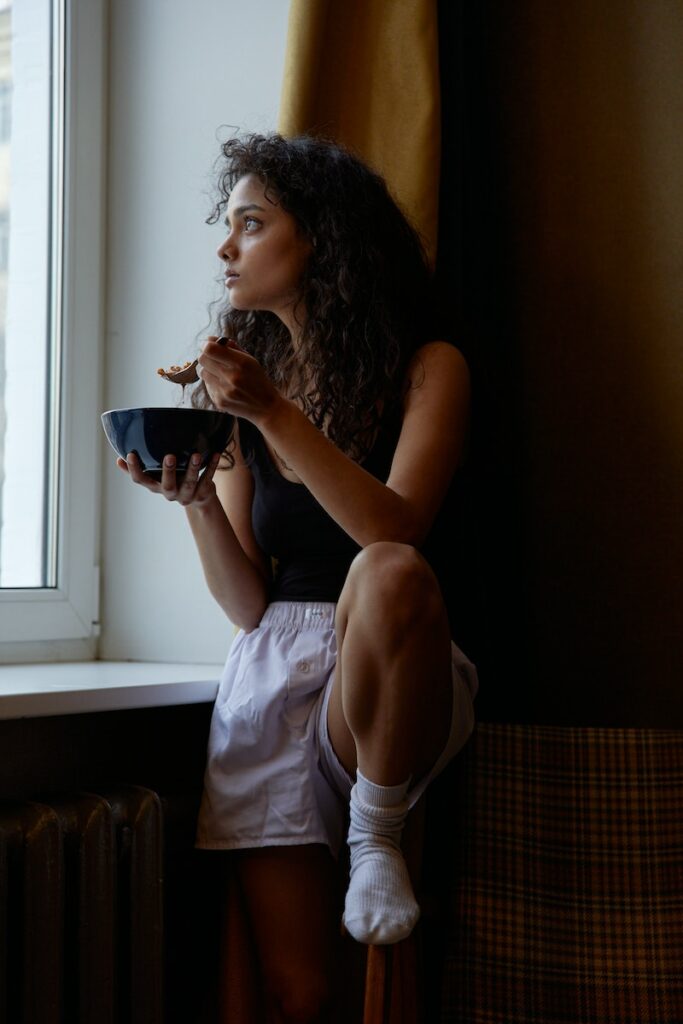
[{"xmin": 118, "ymin": 133, "xmax": 477, "ymax": 1024}]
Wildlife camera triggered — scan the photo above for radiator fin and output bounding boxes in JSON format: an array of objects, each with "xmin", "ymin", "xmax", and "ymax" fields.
[{"xmin": 0, "ymin": 785, "xmax": 163, "ymax": 1024}]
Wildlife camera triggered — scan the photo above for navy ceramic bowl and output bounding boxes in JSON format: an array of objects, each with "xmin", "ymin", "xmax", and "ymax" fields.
[{"xmin": 101, "ymin": 407, "xmax": 234, "ymax": 479}]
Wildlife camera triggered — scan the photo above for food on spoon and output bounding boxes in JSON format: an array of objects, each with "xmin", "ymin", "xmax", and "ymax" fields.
[
  {"xmin": 157, "ymin": 360, "xmax": 193, "ymax": 376},
  {"xmin": 156, "ymin": 359, "xmax": 200, "ymax": 385},
  {"xmin": 157, "ymin": 338, "xmax": 231, "ymax": 384}
]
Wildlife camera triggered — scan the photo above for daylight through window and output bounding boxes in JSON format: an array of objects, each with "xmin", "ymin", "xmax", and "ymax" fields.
[{"xmin": 0, "ymin": 0, "xmax": 60, "ymax": 588}]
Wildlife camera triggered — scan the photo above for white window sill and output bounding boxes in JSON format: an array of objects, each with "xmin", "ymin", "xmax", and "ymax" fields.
[{"xmin": 0, "ymin": 661, "xmax": 222, "ymax": 720}]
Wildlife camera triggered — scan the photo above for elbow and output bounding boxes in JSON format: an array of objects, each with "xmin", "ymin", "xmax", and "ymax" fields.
[
  {"xmin": 235, "ymin": 606, "xmax": 266, "ymax": 633},
  {"xmin": 361, "ymin": 511, "xmax": 426, "ymax": 550},
  {"xmin": 213, "ymin": 589, "xmax": 268, "ymax": 634},
  {"xmin": 235, "ymin": 620, "xmax": 260, "ymax": 634},
  {"xmin": 230, "ymin": 597, "xmax": 268, "ymax": 632}
]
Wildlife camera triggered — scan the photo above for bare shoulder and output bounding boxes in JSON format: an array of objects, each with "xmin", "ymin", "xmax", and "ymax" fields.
[
  {"xmin": 387, "ymin": 342, "xmax": 471, "ymax": 535},
  {"xmin": 404, "ymin": 341, "xmax": 470, "ymax": 403}
]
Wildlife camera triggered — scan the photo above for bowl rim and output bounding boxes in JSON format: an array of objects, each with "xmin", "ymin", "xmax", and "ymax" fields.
[{"xmin": 101, "ymin": 406, "xmax": 233, "ymax": 417}]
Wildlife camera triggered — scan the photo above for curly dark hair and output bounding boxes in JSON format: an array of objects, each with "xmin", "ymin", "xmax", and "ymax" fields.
[{"xmin": 192, "ymin": 132, "xmax": 435, "ymax": 459}]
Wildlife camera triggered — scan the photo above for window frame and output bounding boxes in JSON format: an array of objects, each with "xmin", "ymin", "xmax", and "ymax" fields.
[{"xmin": 0, "ymin": 0, "xmax": 106, "ymax": 660}]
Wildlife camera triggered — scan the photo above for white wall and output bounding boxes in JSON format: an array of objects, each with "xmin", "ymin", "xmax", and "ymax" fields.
[{"xmin": 100, "ymin": 0, "xmax": 289, "ymax": 662}]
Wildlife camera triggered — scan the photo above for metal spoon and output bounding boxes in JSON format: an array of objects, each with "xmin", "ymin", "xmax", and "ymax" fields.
[{"xmin": 157, "ymin": 337, "xmax": 229, "ymax": 385}]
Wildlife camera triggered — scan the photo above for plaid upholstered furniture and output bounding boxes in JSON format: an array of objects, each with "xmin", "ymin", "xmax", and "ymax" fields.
[{"xmin": 441, "ymin": 723, "xmax": 683, "ymax": 1023}]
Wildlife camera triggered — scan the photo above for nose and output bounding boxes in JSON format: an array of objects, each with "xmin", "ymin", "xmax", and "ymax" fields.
[{"xmin": 217, "ymin": 232, "xmax": 237, "ymax": 262}]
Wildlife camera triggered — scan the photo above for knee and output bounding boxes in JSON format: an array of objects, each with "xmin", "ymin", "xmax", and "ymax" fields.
[{"xmin": 342, "ymin": 541, "xmax": 443, "ymax": 628}]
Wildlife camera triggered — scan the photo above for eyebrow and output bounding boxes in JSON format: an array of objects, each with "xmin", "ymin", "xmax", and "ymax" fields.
[{"xmin": 224, "ymin": 203, "xmax": 266, "ymax": 224}]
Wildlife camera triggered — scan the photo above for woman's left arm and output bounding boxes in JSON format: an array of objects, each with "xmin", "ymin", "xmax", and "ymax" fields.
[{"xmin": 198, "ymin": 340, "xmax": 470, "ymax": 548}]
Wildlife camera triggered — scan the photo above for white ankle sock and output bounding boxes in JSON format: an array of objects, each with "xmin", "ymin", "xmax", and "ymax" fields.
[{"xmin": 343, "ymin": 769, "xmax": 420, "ymax": 945}]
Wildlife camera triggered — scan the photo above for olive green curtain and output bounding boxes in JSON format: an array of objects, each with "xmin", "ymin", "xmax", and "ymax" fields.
[{"xmin": 278, "ymin": 0, "xmax": 441, "ymax": 266}]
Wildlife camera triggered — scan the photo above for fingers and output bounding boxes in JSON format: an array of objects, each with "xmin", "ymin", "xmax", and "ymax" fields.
[
  {"xmin": 119, "ymin": 450, "xmax": 222, "ymax": 502},
  {"xmin": 203, "ymin": 336, "xmax": 230, "ymax": 357},
  {"xmin": 156, "ymin": 451, "xmax": 222, "ymax": 505},
  {"xmin": 196, "ymin": 351, "xmax": 236, "ymax": 410},
  {"xmin": 124, "ymin": 452, "xmax": 160, "ymax": 490},
  {"xmin": 164, "ymin": 452, "xmax": 201, "ymax": 505},
  {"xmin": 196, "ymin": 343, "xmax": 230, "ymax": 385},
  {"xmin": 198, "ymin": 451, "xmax": 222, "ymax": 492},
  {"xmin": 200, "ymin": 336, "xmax": 243, "ymax": 369},
  {"xmin": 197, "ymin": 338, "xmax": 254, "ymax": 412}
]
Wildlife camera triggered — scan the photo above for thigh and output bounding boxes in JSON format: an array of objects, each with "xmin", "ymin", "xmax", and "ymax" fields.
[{"xmin": 235, "ymin": 845, "xmax": 342, "ymax": 1016}]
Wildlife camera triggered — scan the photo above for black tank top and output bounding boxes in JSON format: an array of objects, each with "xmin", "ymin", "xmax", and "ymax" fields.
[
  {"xmin": 238, "ymin": 416, "xmax": 471, "ymax": 648},
  {"xmin": 238, "ymin": 416, "xmax": 400, "ymax": 602}
]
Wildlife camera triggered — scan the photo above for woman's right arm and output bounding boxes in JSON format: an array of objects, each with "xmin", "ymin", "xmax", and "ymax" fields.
[
  {"xmin": 118, "ymin": 422, "xmax": 270, "ymax": 631},
  {"xmin": 185, "ymin": 431, "xmax": 270, "ymax": 630}
]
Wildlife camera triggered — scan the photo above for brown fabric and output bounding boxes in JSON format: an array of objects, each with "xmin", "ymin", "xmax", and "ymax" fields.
[
  {"xmin": 443, "ymin": 723, "xmax": 683, "ymax": 1023},
  {"xmin": 278, "ymin": 0, "xmax": 441, "ymax": 265}
]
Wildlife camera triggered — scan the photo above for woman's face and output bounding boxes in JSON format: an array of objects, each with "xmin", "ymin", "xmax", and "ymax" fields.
[{"xmin": 218, "ymin": 174, "xmax": 311, "ymax": 325}]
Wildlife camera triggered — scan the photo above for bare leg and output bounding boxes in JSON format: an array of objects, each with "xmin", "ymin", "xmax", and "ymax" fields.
[
  {"xmin": 218, "ymin": 860, "xmax": 266, "ymax": 1023},
  {"xmin": 233, "ymin": 845, "xmax": 342, "ymax": 1024},
  {"xmin": 326, "ymin": 542, "xmax": 455, "ymax": 944},
  {"xmin": 328, "ymin": 541, "xmax": 454, "ymax": 785}
]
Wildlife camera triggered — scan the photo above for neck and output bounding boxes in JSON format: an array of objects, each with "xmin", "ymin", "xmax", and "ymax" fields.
[{"xmin": 274, "ymin": 298, "xmax": 307, "ymax": 351}]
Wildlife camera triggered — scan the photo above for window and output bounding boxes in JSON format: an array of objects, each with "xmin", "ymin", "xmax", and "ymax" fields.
[
  {"xmin": 0, "ymin": 82, "xmax": 10, "ymax": 147},
  {"xmin": 0, "ymin": 0, "xmax": 105, "ymax": 659}
]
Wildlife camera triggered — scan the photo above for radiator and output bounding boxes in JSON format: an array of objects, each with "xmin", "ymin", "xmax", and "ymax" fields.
[{"xmin": 0, "ymin": 785, "xmax": 163, "ymax": 1024}]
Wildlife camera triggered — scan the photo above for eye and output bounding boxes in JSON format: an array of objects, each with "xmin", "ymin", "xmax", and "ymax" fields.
[{"xmin": 244, "ymin": 216, "xmax": 261, "ymax": 232}]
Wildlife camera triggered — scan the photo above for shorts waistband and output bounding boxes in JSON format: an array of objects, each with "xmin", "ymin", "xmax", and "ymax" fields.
[{"xmin": 259, "ymin": 600, "xmax": 337, "ymax": 630}]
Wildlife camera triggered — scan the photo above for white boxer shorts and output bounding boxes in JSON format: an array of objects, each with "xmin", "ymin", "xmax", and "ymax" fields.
[{"xmin": 195, "ymin": 600, "xmax": 478, "ymax": 857}]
